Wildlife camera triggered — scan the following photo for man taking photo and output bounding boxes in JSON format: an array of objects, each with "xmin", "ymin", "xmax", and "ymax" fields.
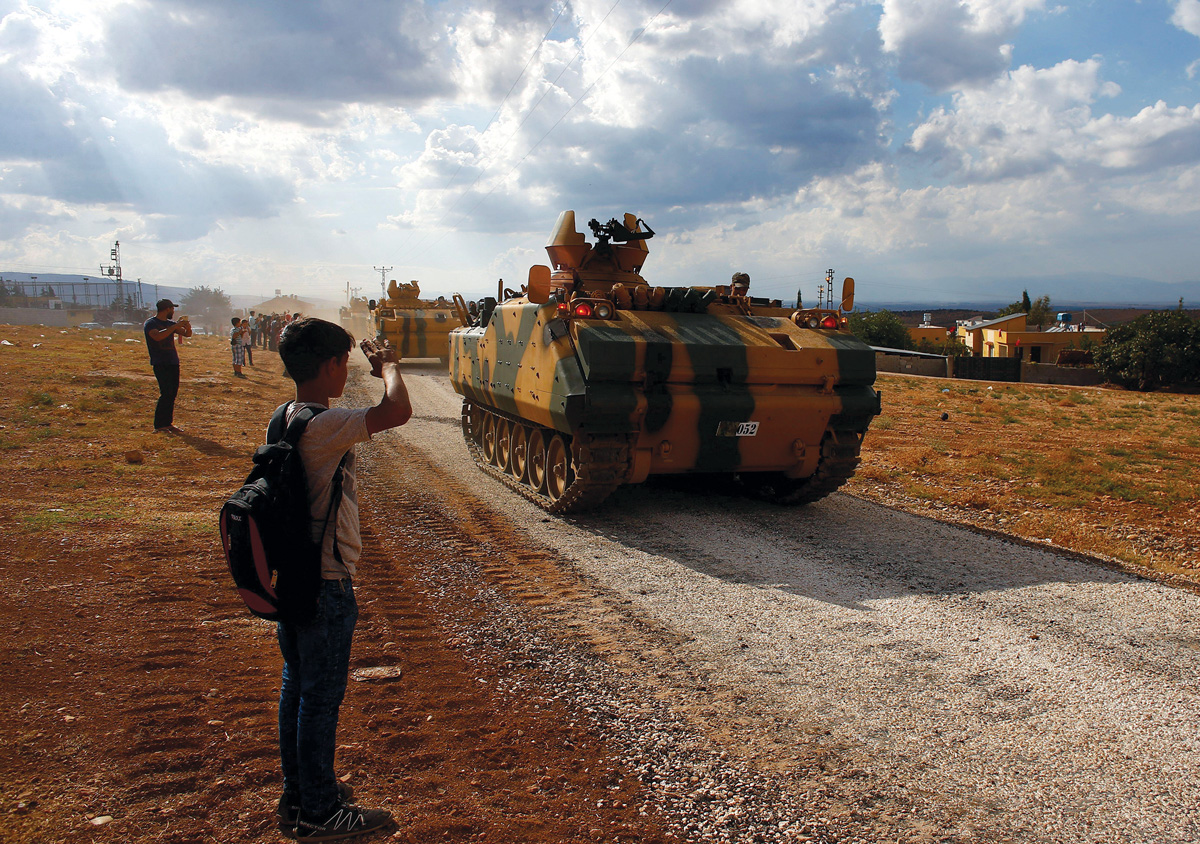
[{"xmin": 143, "ymin": 298, "xmax": 192, "ymax": 432}]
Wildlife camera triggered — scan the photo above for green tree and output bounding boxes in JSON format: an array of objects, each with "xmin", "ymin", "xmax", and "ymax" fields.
[
  {"xmin": 997, "ymin": 290, "xmax": 1049, "ymax": 322},
  {"xmin": 846, "ymin": 309, "xmax": 912, "ymax": 349},
  {"xmin": 1094, "ymin": 310, "xmax": 1200, "ymax": 391},
  {"xmin": 996, "ymin": 298, "xmax": 1026, "ymax": 317},
  {"xmin": 1027, "ymin": 295, "xmax": 1052, "ymax": 328},
  {"xmin": 181, "ymin": 285, "xmax": 233, "ymax": 331},
  {"xmin": 916, "ymin": 335, "xmax": 971, "ymax": 357}
]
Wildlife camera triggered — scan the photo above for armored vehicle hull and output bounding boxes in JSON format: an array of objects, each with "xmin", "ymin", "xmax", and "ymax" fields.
[
  {"xmin": 372, "ymin": 280, "xmax": 460, "ymax": 362},
  {"xmin": 449, "ymin": 212, "xmax": 881, "ymax": 513}
]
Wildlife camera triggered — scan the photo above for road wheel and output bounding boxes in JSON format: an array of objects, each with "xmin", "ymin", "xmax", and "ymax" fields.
[
  {"xmin": 546, "ymin": 434, "xmax": 573, "ymax": 502},
  {"xmin": 510, "ymin": 425, "xmax": 529, "ymax": 481},
  {"xmin": 527, "ymin": 429, "xmax": 548, "ymax": 492},
  {"xmin": 470, "ymin": 403, "xmax": 484, "ymax": 446},
  {"xmin": 495, "ymin": 418, "xmax": 512, "ymax": 471},
  {"xmin": 481, "ymin": 412, "xmax": 497, "ymax": 464}
]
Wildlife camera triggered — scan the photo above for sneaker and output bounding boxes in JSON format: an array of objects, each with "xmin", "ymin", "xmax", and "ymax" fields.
[
  {"xmin": 277, "ymin": 782, "xmax": 354, "ymax": 837},
  {"xmin": 294, "ymin": 800, "xmax": 393, "ymax": 841}
]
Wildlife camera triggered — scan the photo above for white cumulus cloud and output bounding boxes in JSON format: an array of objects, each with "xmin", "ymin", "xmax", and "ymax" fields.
[
  {"xmin": 1172, "ymin": 0, "xmax": 1200, "ymax": 38},
  {"xmin": 880, "ymin": 0, "xmax": 1046, "ymax": 89}
]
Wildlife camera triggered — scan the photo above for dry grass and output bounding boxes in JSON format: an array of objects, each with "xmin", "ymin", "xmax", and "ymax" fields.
[
  {"xmin": 0, "ymin": 323, "xmax": 292, "ymax": 554},
  {"xmin": 848, "ymin": 373, "xmax": 1200, "ymax": 581}
]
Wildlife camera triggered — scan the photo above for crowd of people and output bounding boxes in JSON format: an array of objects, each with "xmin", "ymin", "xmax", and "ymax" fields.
[{"xmin": 228, "ymin": 310, "xmax": 302, "ymax": 376}]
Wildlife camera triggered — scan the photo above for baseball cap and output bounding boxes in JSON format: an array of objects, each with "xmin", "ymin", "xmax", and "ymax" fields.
[{"xmin": 156, "ymin": 298, "xmax": 178, "ymax": 311}]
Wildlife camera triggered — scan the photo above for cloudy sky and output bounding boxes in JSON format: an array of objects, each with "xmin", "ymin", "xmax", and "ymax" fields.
[{"xmin": 2, "ymin": 0, "xmax": 1199, "ymax": 306}]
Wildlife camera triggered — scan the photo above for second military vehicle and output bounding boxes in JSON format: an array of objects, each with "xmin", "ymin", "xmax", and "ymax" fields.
[{"xmin": 372, "ymin": 279, "xmax": 461, "ymax": 362}]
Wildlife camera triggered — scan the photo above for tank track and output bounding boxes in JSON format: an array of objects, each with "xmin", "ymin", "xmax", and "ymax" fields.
[
  {"xmin": 461, "ymin": 401, "xmax": 631, "ymax": 514},
  {"xmin": 737, "ymin": 428, "xmax": 865, "ymax": 506}
]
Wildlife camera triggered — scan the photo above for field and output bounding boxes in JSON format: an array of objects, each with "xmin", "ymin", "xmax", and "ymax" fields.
[
  {"xmin": 849, "ymin": 374, "xmax": 1200, "ymax": 584},
  {"xmin": 1, "ymin": 322, "xmax": 1197, "ymax": 842}
]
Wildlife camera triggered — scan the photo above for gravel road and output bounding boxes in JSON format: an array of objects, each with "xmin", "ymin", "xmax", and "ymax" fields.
[{"xmin": 352, "ymin": 363, "xmax": 1200, "ymax": 843}]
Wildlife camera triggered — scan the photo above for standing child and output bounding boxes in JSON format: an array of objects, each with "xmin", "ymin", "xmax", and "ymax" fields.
[
  {"xmin": 240, "ymin": 318, "xmax": 255, "ymax": 367},
  {"xmin": 274, "ymin": 319, "xmax": 411, "ymax": 840},
  {"xmin": 230, "ymin": 317, "xmax": 247, "ymax": 377}
]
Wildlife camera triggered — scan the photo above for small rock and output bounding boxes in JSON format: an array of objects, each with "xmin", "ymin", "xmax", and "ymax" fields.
[
  {"xmin": 124, "ymin": 450, "xmax": 144, "ymax": 464},
  {"xmin": 351, "ymin": 666, "xmax": 404, "ymax": 682},
  {"xmin": 90, "ymin": 816, "xmax": 114, "ymax": 826}
]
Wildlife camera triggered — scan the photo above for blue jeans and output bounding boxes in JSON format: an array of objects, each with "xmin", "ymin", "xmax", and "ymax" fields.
[{"xmin": 277, "ymin": 578, "xmax": 358, "ymax": 816}]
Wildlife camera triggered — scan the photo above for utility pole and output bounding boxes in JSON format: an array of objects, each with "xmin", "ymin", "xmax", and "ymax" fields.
[
  {"xmin": 101, "ymin": 241, "xmax": 122, "ymax": 316},
  {"xmin": 373, "ymin": 266, "xmax": 393, "ymax": 299}
]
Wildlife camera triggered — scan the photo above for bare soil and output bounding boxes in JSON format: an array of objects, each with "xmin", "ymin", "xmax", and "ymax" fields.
[{"xmin": 0, "ymin": 328, "xmax": 666, "ymax": 843}]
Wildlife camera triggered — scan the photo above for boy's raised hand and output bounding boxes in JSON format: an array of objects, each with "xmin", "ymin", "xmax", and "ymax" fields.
[{"xmin": 359, "ymin": 338, "xmax": 398, "ymax": 378}]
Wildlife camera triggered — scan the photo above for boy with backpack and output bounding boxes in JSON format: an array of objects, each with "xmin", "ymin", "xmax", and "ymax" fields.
[{"xmin": 272, "ymin": 317, "xmax": 411, "ymax": 840}]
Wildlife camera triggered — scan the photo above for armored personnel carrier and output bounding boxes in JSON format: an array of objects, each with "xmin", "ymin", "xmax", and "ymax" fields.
[
  {"xmin": 448, "ymin": 211, "xmax": 881, "ymax": 513},
  {"xmin": 372, "ymin": 279, "xmax": 460, "ymax": 362}
]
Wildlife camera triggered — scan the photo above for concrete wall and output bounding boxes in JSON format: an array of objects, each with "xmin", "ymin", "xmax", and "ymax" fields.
[
  {"xmin": 1021, "ymin": 362, "xmax": 1106, "ymax": 387},
  {"xmin": 0, "ymin": 307, "xmax": 76, "ymax": 327},
  {"xmin": 875, "ymin": 353, "xmax": 950, "ymax": 378},
  {"xmin": 876, "ymin": 353, "xmax": 1108, "ymax": 387}
]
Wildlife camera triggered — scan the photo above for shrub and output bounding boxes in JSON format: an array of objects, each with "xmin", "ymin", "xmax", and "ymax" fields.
[{"xmin": 1094, "ymin": 310, "xmax": 1200, "ymax": 391}]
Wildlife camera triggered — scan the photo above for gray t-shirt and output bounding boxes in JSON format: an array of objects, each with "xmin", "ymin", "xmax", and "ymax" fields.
[{"xmin": 284, "ymin": 402, "xmax": 371, "ymax": 580}]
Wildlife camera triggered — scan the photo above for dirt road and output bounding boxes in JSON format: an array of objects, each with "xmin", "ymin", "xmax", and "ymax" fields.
[{"xmin": 357, "ymin": 363, "xmax": 1200, "ymax": 843}]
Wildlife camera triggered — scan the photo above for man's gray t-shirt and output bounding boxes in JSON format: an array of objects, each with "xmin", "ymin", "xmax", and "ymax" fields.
[{"xmin": 284, "ymin": 402, "xmax": 371, "ymax": 580}]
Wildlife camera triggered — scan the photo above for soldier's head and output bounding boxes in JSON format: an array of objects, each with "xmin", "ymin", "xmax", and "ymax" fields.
[
  {"xmin": 731, "ymin": 272, "xmax": 750, "ymax": 294},
  {"xmin": 279, "ymin": 317, "xmax": 354, "ymax": 384}
]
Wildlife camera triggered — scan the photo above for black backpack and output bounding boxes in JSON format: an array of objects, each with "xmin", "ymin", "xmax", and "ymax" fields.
[{"xmin": 219, "ymin": 402, "xmax": 347, "ymax": 623}]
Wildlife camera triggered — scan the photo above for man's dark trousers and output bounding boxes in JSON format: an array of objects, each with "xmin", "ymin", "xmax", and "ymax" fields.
[{"xmin": 153, "ymin": 364, "xmax": 180, "ymax": 429}]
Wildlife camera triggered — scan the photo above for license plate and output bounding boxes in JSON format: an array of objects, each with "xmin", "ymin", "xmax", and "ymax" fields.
[{"xmin": 716, "ymin": 421, "xmax": 758, "ymax": 437}]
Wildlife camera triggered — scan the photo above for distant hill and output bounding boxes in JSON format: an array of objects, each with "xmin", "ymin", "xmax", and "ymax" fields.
[
  {"xmin": 0, "ymin": 271, "xmax": 342, "ymax": 314},
  {"xmin": 859, "ymin": 272, "xmax": 1200, "ymax": 309},
  {"xmin": 888, "ymin": 307, "xmax": 1200, "ymax": 328}
]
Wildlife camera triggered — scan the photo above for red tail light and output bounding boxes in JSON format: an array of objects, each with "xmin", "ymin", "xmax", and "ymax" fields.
[
  {"xmin": 573, "ymin": 302, "xmax": 594, "ymax": 318},
  {"xmin": 821, "ymin": 315, "xmax": 838, "ymax": 329}
]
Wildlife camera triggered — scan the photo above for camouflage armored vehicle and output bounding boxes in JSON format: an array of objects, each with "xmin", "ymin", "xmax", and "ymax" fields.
[
  {"xmin": 448, "ymin": 211, "xmax": 881, "ymax": 513},
  {"xmin": 372, "ymin": 279, "xmax": 461, "ymax": 362},
  {"xmin": 340, "ymin": 295, "xmax": 373, "ymax": 340}
]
